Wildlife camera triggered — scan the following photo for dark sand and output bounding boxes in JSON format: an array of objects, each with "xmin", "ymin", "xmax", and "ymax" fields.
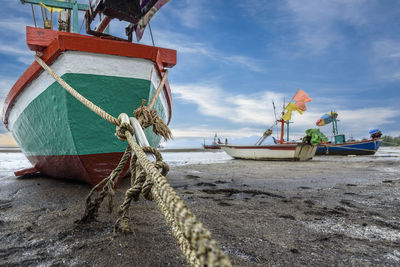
[{"xmin": 1, "ymin": 155, "xmax": 400, "ymax": 266}]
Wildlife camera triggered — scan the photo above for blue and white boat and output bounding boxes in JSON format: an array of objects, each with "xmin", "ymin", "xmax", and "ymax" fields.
[
  {"xmin": 315, "ymin": 112, "xmax": 382, "ymax": 155},
  {"xmin": 316, "ymin": 138, "xmax": 382, "ymax": 155}
]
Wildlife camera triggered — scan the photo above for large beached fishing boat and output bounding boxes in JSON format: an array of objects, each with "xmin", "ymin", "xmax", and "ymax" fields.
[
  {"xmin": 221, "ymin": 90, "xmax": 318, "ymax": 161},
  {"xmin": 315, "ymin": 112, "xmax": 382, "ymax": 155},
  {"xmin": 2, "ymin": 0, "xmax": 176, "ymax": 185}
]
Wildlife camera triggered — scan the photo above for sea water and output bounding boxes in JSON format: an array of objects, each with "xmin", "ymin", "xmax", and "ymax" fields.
[{"xmin": 0, "ymin": 147, "xmax": 399, "ymax": 178}]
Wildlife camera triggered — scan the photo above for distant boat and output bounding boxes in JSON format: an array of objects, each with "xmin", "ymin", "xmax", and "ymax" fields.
[
  {"xmin": 221, "ymin": 89, "xmax": 317, "ymax": 161},
  {"xmin": 203, "ymin": 133, "xmax": 222, "ymax": 149},
  {"xmin": 315, "ymin": 112, "xmax": 382, "ymax": 155}
]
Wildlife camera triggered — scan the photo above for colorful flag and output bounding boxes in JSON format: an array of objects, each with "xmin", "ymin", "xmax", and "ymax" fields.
[
  {"xmin": 316, "ymin": 112, "xmax": 338, "ymax": 126},
  {"xmin": 282, "ymin": 102, "xmax": 303, "ymax": 121},
  {"xmin": 293, "ymin": 89, "xmax": 312, "ymax": 111}
]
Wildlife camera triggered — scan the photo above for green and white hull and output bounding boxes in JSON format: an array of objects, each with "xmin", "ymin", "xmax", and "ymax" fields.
[{"xmin": 3, "ymin": 27, "xmax": 176, "ymax": 185}]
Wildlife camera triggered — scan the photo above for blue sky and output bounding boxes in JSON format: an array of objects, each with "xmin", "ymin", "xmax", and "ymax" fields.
[{"xmin": 1, "ymin": 0, "xmax": 400, "ymax": 147}]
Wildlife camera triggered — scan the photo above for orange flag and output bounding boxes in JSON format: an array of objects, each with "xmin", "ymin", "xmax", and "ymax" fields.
[{"xmin": 293, "ymin": 89, "xmax": 312, "ymax": 111}]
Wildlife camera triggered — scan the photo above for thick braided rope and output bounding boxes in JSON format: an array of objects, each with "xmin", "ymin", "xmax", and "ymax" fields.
[
  {"xmin": 79, "ymin": 147, "xmax": 132, "ymax": 222},
  {"xmin": 35, "ymin": 55, "xmax": 231, "ymax": 266},
  {"xmin": 34, "ymin": 55, "xmax": 119, "ymax": 126},
  {"xmin": 115, "ymin": 159, "xmax": 147, "ymax": 233},
  {"xmin": 124, "ymin": 130, "xmax": 232, "ymax": 266},
  {"xmin": 133, "ymin": 100, "xmax": 172, "ymax": 140},
  {"xmin": 115, "ymin": 147, "xmax": 170, "ymax": 233},
  {"xmin": 152, "ymin": 186, "xmax": 201, "ymax": 267}
]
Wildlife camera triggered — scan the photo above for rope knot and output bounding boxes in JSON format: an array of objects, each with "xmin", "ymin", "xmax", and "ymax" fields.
[
  {"xmin": 133, "ymin": 100, "xmax": 172, "ymax": 140},
  {"xmin": 115, "ymin": 113, "xmax": 134, "ymax": 141}
]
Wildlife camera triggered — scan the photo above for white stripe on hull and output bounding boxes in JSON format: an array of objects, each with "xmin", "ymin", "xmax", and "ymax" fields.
[
  {"xmin": 221, "ymin": 144, "xmax": 317, "ymax": 161},
  {"xmin": 8, "ymin": 51, "xmax": 169, "ymax": 130}
]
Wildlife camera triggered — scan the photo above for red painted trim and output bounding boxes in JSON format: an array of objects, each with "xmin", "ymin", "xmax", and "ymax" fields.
[
  {"xmin": 203, "ymin": 146, "xmax": 221, "ymax": 149},
  {"xmin": 224, "ymin": 145, "xmax": 297, "ymax": 151},
  {"xmin": 2, "ymin": 27, "xmax": 176, "ymax": 127}
]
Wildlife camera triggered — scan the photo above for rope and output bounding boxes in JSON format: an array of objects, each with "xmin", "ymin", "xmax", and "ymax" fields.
[
  {"xmin": 122, "ymin": 130, "xmax": 232, "ymax": 266},
  {"xmin": 34, "ymin": 55, "xmax": 231, "ymax": 266},
  {"xmin": 34, "ymin": 55, "xmax": 120, "ymax": 126},
  {"xmin": 79, "ymin": 146, "xmax": 132, "ymax": 223},
  {"xmin": 133, "ymin": 100, "xmax": 172, "ymax": 140}
]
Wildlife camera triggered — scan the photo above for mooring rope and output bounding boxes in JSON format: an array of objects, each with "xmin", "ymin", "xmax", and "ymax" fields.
[{"xmin": 35, "ymin": 55, "xmax": 232, "ymax": 266}]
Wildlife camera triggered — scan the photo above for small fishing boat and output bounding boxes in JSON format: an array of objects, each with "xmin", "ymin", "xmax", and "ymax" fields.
[
  {"xmin": 2, "ymin": 0, "xmax": 176, "ymax": 185},
  {"xmin": 221, "ymin": 89, "xmax": 317, "ymax": 161},
  {"xmin": 315, "ymin": 112, "xmax": 382, "ymax": 155},
  {"xmin": 220, "ymin": 143, "xmax": 317, "ymax": 161},
  {"xmin": 203, "ymin": 133, "xmax": 222, "ymax": 149},
  {"xmin": 316, "ymin": 138, "xmax": 382, "ymax": 155}
]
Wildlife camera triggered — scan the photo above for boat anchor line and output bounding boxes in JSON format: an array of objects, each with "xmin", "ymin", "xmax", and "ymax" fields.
[{"xmin": 34, "ymin": 55, "xmax": 232, "ymax": 266}]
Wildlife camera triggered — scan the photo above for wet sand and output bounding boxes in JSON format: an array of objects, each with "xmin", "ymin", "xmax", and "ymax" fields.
[{"xmin": 1, "ymin": 155, "xmax": 400, "ymax": 266}]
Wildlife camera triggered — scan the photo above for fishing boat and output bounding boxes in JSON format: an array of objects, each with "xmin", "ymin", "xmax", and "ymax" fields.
[
  {"xmin": 221, "ymin": 89, "xmax": 317, "ymax": 161},
  {"xmin": 315, "ymin": 112, "xmax": 382, "ymax": 155},
  {"xmin": 220, "ymin": 143, "xmax": 317, "ymax": 161},
  {"xmin": 1, "ymin": 0, "xmax": 176, "ymax": 185},
  {"xmin": 203, "ymin": 133, "xmax": 222, "ymax": 149}
]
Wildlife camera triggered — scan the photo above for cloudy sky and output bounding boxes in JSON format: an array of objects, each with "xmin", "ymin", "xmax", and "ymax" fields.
[{"xmin": 1, "ymin": 0, "xmax": 400, "ymax": 147}]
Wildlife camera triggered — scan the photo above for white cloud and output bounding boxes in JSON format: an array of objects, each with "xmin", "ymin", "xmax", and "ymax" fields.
[
  {"xmin": 0, "ymin": 44, "xmax": 32, "ymax": 56},
  {"xmin": 172, "ymin": 126, "xmax": 260, "ymax": 139},
  {"xmin": 172, "ymin": 82, "xmax": 399, "ymax": 139},
  {"xmin": 153, "ymin": 30, "xmax": 266, "ymax": 73},
  {"xmin": 0, "ymin": 77, "xmax": 16, "ymax": 97},
  {"xmin": 373, "ymin": 40, "xmax": 400, "ymax": 59},
  {"xmin": 169, "ymin": 0, "xmax": 215, "ymax": 29},
  {"xmin": 223, "ymin": 55, "xmax": 266, "ymax": 73},
  {"xmin": 17, "ymin": 56, "xmax": 34, "ymax": 65},
  {"xmin": 0, "ymin": 17, "xmax": 33, "ymax": 64},
  {"xmin": 173, "ymin": 83, "xmax": 285, "ymax": 126},
  {"xmin": 372, "ymin": 39, "xmax": 400, "ymax": 80},
  {"xmin": 0, "ymin": 17, "xmax": 31, "ymax": 35},
  {"xmin": 285, "ymin": 0, "xmax": 367, "ymax": 53}
]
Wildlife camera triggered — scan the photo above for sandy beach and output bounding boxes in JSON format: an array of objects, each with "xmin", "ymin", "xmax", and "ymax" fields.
[{"xmin": 1, "ymin": 150, "xmax": 400, "ymax": 266}]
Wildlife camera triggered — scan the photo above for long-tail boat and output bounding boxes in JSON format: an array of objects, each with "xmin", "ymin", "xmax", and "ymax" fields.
[
  {"xmin": 220, "ymin": 90, "xmax": 317, "ymax": 161},
  {"xmin": 315, "ymin": 112, "xmax": 382, "ymax": 155},
  {"xmin": 1, "ymin": 0, "xmax": 176, "ymax": 185}
]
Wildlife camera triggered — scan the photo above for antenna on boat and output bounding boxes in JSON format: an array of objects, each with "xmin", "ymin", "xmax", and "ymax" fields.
[
  {"xmin": 283, "ymin": 96, "xmax": 285, "ymax": 114},
  {"xmin": 272, "ymin": 100, "xmax": 277, "ymax": 122}
]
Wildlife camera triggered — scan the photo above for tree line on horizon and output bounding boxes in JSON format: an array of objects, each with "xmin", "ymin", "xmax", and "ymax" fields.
[{"xmin": 382, "ymin": 136, "xmax": 400, "ymax": 146}]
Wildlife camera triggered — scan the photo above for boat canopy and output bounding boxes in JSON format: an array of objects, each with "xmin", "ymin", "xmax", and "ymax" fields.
[{"xmin": 87, "ymin": 0, "xmax": 170, "ymax": 41}]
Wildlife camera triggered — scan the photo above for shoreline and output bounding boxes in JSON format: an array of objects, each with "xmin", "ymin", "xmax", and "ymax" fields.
[{"xmin": 1, "ymin": 155, "xmax": 400, "ymax": 265}]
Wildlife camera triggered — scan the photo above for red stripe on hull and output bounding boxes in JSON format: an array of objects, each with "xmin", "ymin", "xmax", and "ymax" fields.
[
  {"xmin": 223, "ymin": 145, "xmax": 296, "ymax": 151},
  {"xmin": 27, "ymin": 153, "xmax": 130, "ymax": 186}
]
